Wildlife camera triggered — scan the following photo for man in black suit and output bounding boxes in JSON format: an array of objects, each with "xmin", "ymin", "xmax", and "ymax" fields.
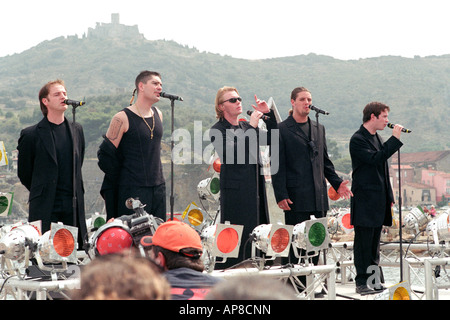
[
  {"xmin": 272, "ymin": 87, "xmax": 352, "ymax": 265},
  {"xmin": 209, "ymin": 86, "xmax": 276, "ymax": 268},
  {"xmin": 349, "ymin": 101, "xmax": 404, "ymax": 295},
  {"xmin": 17, "ymin": 80, "xmax": 87, "ymax": 246}
]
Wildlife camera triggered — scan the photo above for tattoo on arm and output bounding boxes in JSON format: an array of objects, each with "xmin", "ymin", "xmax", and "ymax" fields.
[{"xmin": 107, "ymin": 117, "xmax": 123, "ymax": 141}]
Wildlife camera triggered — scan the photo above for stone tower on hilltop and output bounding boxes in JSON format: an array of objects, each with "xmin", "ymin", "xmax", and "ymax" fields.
[{"xmin": 87, "ymin": 13, "xmax": 144, "ymax": 40}]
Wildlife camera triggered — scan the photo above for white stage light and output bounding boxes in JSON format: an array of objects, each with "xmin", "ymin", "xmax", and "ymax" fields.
[
  {"xmin": 292, "ymin": 217, "xmax": 330, "ymax": 258},
  {"xmin": 0, "ymin": 223, "xmax": 41, "ymax": 261},
  {"xmin": 37, "ymin": 223, "xmax": 78, "ymax": 264},
  {"xmin": 403, "ymin": 207, "xmax": 429, "ymax": 234},
  {"xmin": 251, "ymin": 223, "xmax": 293, "ymax": 258}
]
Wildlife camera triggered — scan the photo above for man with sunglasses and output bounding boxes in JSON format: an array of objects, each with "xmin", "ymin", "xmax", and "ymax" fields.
[
  {"xmin": 272, "ymin": 87, "xmax": 352, "ymax": 268},
  {"xmin": 209, "ymin": 86, "xmax": 277, "ymax": 269}
]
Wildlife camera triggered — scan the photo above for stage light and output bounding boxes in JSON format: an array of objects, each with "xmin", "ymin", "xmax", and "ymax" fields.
[
  {"xmin": 197, "ymin": 172, "xmax": 221, "ymax": 202},
  {"xmin": 86, "ymin": 213, "xmax": 107, "ymax": 233},
  {"xmin": 201, "ymin": 223, "xmax": 243, "ymax": 259},
  {"xmin": 0, "ymin": 192, "xmax": 13, "ymax": 217},
  {"xmin": 87, "ymin": 220, "xmax": 133, "ymax": 258},
  {"xmin": 212, "ymin": 157, "xmax": 221, "ymax": 173},
  {"xmin": 0, "ymin": 223, "xmax": 41, "ymax": 261},
  {"xmin": 338, "ymin": 210, "xmax": 354, "ymax": 234},
  {"xmin": 182, "ymin": 202, "xmax": 211, "ymax": 232},
  {"xmin": 38, "ymin": 223, "xmax": 78, "ymax": 264},
  {"xmin": 292, "ymin": 217, "xmax": 330, "ymax": 257},
  {"xmin": 251, "ymin": 223, "xmax": 293, "ymax": 257},
  {"xmin": 92, "ymin": 215, "xmax": 106, "ymax": 229},
  {"xmin": 426, "ymin": 212, "xmax": 450, "ymax": 244},
  {"xmin": 375, "ymin": 281, "xmax": 412, "ymax": 300},
  {"xmin": 403, "ymin": 207, "xmax": 429, "ymax": 234},
  {"xmin": 328, "ymin": 186, "xmax": 340, "ymax": 201}
]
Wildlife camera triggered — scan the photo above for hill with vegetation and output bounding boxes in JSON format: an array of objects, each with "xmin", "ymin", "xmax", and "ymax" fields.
[{"xmin": 0, "ymin": 20, "xmax": 449, "ymax": 216}]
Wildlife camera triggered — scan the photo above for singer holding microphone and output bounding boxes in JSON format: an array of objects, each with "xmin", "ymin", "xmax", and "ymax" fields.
[
  {"xmin": 17, "ymin": 80, "xmax": 87, "ymax": 245},
  {"xmin": 349, "ymin": 101, "xmax": 404, "ymax": 295},
  {"xmin": 272, "ymin": 87, "xmax": 352, "ymax": 275},
  {"xmin": 98, "ymin": 71, "xmax": 166, "ymax": 220},
  {"xmin": 209, "ymin": 86, "xmax": 277, "ymax": 269}
]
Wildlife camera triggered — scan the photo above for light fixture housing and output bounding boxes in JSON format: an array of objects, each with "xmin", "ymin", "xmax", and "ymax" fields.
[
  {"xmin": 251, "ymin": 223, "xmax": 293, "ymax": 257},
  {"xmin": 338, "ymin": 210, "xmax": 354, "ymax": 234},
  {"xmin": 426, "ymin": 212, "xmax": 450, "ymax": 244},
  {"xmin": 292, "ymin": 217, "xmax": 330, "ymax": 257},
  {"xmin": 201, "ymin": 222, "xmax": 243, "ymax": 262},
  {"xmin": 0, "ymin": 192, "xmax": 14, "ymax": 217},
  {"xmin": 182, "ymin": 202, "xmax": 211, "ymax": 232},
  {"xmin": 87, "ymin": 220, "xmax": 133, "ymax": 258},
  {"xmin": 197, "ymin": 172, "xmax": 221, "ymax": 203},
  {"xmin": 0, "ymin": 223, "xmax": 41, "ymax": 261},
  {"xmin": 403, "ymin": 207, "xmax": 429, "ymax": 234},
  {"xmin": 38, "ymin": 223, "xmax": 78, "ymax": 264}
]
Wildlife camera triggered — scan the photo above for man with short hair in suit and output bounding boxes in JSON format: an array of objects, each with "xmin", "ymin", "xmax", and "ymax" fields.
[
  {"xmin": 349, "ymin": 101, "xmax": 404, "ymax": 295},
  {"xmin": 17, "ymin": 80, "xmax": 87, "ymax": 246}
]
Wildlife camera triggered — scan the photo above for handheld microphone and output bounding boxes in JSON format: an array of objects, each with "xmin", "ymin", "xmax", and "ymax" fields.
[
  {"xmin": 64, "ymin": 99, "xmax": 85, "ymax": 107},
  {"xmin": 247, "ymin": 110, "xmax": 270, "ymax": 121},
  {"xmin": 387, "ymin": 123, "xmax": 412, "ymax": 133},
  {"xmin": 309, "ymin": 105, "xmax": 329, "ymax": 115},
  {"xmin": 160, "ymin": 92, "xmax": 183, "ymax": 101}
]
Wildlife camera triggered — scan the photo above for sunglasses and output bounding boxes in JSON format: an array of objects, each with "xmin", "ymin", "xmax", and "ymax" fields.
[{"xmin": 222, "ymin": 97, "xmax": 242, "ymax": 104}]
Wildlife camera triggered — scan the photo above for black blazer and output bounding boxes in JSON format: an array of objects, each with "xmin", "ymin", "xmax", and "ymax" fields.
[
  {"xmin": 349, "ymin": 125, "xmax": 403, "ymax": 227},
  {"xmin": 17, "ymin": 117, "xmax": 87, "ymax": 239},
  {"xmin": 272, "ymin": 115, "xmax": 343, "ymax": 214},
  {"xmin": 209, "ymin": 112, "xmax": 276, "ymax": 264}
]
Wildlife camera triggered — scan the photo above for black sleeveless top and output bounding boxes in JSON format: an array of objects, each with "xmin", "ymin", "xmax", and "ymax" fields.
[{"xmin": 118, "ymin": 107, "xmax": 164, "ymax": 187}]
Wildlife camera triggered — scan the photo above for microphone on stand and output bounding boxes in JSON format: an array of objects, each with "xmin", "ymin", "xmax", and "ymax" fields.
[
  {"xmin": 64, "ymin": 99, "xmax": 85, "ymax": 107},
  {"xmin": 160, "ymin": 92, "xmax": 183, "ymax": 101},
  {"xmin": 387, "ymin": 123, "xmax": 412, "ymax": 133},
  {"xmin": 308, "ymin": 105, "xmax": 329, "ymax": 115},
  {"xmin": 247, "ymin": 110, "xmax": 270, "ymax": 121}
]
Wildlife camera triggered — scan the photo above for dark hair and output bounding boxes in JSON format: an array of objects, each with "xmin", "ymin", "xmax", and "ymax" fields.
[
  {"xmin": 135, "ymin": 70, "xmax": 161, "ymax": 91},
  {"xmin": 362, "ymin": 102, "xmax": 390, "ymax": 123},
  {"xmin": 289, "ymin": 87, "xmax": 310, "ymax": 116},
  {"xmin": 152, "ymin": 245, "xmax": 204, "ymax": 272},
  {"xmin": 38, "ymin": 79, "xmax": 65, "ymax": 116}
]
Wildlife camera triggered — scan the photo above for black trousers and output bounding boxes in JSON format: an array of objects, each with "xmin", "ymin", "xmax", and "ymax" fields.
[{"xmin": 353, "ymin": 225, "xmax": 384, "ymax": 287}]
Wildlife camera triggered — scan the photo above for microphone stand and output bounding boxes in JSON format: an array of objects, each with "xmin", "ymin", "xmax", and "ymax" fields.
[
  {"xmin": 168, "ymin": 97, "xmax": 181, "ymax": 221},
  {"xmin": 71, "ymin": 105, "xmax": 80, "ymax": 228},
  {"xmin": 313, "ymin": 110, "xmax": 328, "ymax": 277},
  {"xmin": 397, "ymin": 149, "xmax": 403, "ymax": 282}
]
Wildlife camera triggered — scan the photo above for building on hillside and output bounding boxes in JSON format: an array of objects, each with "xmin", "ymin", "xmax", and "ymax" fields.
[
  {"xmin": 389, "ymin": 150, "xmax": 450, "ymax": 205},
  {"xmin": 396, "ymin": 182, "xmax": 436, "ymax": 207},
  {"xmin": 88, "ymin": 13, "xmax": 144, "ymax": 40},
  {"xmin": 390, "ymin": 164, "xmax": 415, "ymax": 189},
  {"xmin": 391, "ymin": 150, "xmax": 450, "ymax": 172},
  {"xmin": 421, "ymin": 169, "xmax": 450, "ymax": 203}
]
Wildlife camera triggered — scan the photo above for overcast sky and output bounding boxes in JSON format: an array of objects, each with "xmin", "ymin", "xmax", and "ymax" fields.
[{"xmin": 1, "ymin": 0, "xmax": 450, "ymax": 60}]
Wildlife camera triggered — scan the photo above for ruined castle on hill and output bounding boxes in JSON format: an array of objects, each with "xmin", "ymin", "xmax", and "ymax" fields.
[{"xmin": 87, "ymin": 13, "xmax": 144, "ymax": 40}]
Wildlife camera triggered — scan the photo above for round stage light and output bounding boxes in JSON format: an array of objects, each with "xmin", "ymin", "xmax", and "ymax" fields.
[
  {"xmin": 308, "ymin": 222, "xmax": 327, "ymax": 247},
  {"xmin": 93, "ymin": 216, "xmax": 106, "ymax": 229},
  {"xmin": 53, "ymin": 228, "xmax": 75, "ymax": 258},
  {"xmin": 392, "ymin": 286, "xmax": 411, "ymax": 300},
  {"xmin": 328, "ymin": 186, "xmax": 340, "ymax": 201},
  {"xmin": 209, "ymin": 176, "xmax": 220, "ymax": 195},
  {"xmin": 216, "ymin": 227, "xmax": 240, "ymax": 254},
  {"xmin": 213, "ymin": 157, "xmax": 222, "ymax": 173},
  {"xmin": 270, "ymin": 228, "xmax": 290, "ymax": 254},
  {"xmin": 186, "ymin": 208, "xmax": 204, "ymax": 227}
]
